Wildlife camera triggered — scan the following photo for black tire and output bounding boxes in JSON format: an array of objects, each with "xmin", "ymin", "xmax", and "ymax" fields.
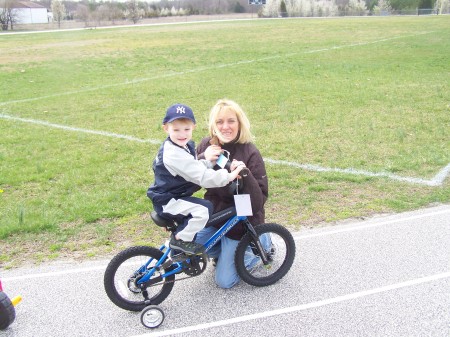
[
  {"xmin": 235, "ymin": 223, "xmax": 295, "ymax": 287},
  {"xmin": 104, "ymin": 246, "xmax": 175, "ymax": 312},
  {"xmin": 0, "ymin": 291, "xmax": 15, "ymax": 330}
]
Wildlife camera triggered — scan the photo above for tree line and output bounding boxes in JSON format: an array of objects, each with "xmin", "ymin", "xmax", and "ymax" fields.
[{"xmin": 1, "ymin": 0, "xmax": 448, "ymax": 31}]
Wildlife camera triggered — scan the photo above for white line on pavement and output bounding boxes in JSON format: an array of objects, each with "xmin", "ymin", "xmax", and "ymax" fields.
[
  {"xmin": 130, "ymin": 271, "xmax": 450, "ymax": 337},
  {"xmin": 1, "ymin": 265, "xmax": 107, "ymax": 282},
  {"xmin": 292, "ymin": 207, "xmax": 450, "ymax": 241}
]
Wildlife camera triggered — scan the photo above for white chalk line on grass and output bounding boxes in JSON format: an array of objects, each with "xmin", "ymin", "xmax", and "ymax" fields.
[
  {"xmin": 131, "ymin": 271, "xmax": 450, "ymax": 337},
  {"xmin": 0, "ymin": 113, "xmax": 160, "ymax": 145},
  {"xmin": 264, "ymin": 158, "xmax": 450, "ymax": 187},
  {"xmin": 1, "ymin": 113, "xmax": 448, "ymax": 187},
  {"xmin": 0, "ymin": 31, "xmax": 432, "ymax": 107}
]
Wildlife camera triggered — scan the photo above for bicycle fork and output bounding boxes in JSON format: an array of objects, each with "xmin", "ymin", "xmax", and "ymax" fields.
[{"xmin": 244, "ymin": 220, "xmax": 270, "ymax": 265}]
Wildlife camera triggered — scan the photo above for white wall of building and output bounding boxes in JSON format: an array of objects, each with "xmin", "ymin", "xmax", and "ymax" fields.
[{"xmin": 16, "ymin": 7, "xmax": 49, "ymax": 24}]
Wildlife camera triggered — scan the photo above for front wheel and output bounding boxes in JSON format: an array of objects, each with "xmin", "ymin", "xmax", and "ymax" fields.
[
  {"xmin": 104, "ymin": 246, "xmax": 175, "ymax": 312},
  {"xmin": 235, "ymin": 223, "xmax": 295, "ymax": 287}
]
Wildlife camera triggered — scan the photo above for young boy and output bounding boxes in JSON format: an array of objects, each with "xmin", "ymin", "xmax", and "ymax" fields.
[{"xmin": 147, "ymin": 103, "xmax": 245, "ymax": 255}]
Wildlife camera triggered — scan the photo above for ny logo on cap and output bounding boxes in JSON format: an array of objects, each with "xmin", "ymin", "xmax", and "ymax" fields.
[{"xmin": 176, "ymin": 106, "xmax": 186, "ymax": 114}]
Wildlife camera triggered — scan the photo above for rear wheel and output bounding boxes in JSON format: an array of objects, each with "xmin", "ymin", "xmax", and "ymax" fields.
[
  {"xmin": 104, "ymin": 246, "xmax": 175, "ymax": 311},
  {"xmin": 235, "ymin": 223, "xmax": 295, "ymax": 287}
]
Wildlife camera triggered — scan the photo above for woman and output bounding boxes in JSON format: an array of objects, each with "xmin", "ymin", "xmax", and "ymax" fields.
[{"xmin": 195, "ymin": 99, "xmax": 269, "ymax": 288}]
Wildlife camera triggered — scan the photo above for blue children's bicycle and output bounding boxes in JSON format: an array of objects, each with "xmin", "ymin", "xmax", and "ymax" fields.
[{"xmin": 104, "ymin": 174, "xmax": 296, "ymax": 329}]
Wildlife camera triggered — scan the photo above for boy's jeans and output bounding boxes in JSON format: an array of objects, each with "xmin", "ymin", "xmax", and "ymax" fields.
[{"xmin": 195, "ymin": 226, "xmax": 271, "ymax": 289}]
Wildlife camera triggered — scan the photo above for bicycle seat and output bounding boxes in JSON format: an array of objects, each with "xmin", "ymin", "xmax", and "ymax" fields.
[
  {"xmin": 151, "ymin": 207, "xmax": 237, "ymax": 229},
  {"xmin": 151, "ymin": 211, "xmax": 176, "ymax": 228}
]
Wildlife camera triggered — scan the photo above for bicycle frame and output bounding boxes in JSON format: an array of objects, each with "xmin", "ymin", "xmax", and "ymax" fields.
[{"xmin": 135, "ymin": 213, "xmax": 264, "ymax": 287}]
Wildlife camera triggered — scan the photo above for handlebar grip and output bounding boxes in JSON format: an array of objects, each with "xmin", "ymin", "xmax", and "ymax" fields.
[{"xmin": 240, "ymin": 167, "xmax": 249, "ymax": 177}]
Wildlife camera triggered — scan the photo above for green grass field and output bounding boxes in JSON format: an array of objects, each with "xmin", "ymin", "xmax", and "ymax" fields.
[{"xmin": 1, "ymin": 16, "xmax": 449, "ymax": 267}]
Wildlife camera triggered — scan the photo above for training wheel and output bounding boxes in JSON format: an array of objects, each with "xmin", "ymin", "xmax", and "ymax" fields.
[{"xmin": 140, "ymin": 305, "xmax": 165, "ymax": 329}]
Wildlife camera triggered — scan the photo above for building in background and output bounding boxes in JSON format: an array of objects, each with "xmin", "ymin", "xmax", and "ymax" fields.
[{"xmin": 11, "ymin": 1, "xmax": 49, "ymax": 24}]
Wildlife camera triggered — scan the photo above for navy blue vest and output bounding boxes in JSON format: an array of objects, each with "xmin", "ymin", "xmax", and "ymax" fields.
[{"xmin": 147, "ymin": 138, "xmax": 201, "ymax": 206}]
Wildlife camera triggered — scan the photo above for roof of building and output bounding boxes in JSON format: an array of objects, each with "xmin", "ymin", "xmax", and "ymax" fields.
[{"xmin": 11, "ymin": 1, "xmax": 47, "ymax": 9}]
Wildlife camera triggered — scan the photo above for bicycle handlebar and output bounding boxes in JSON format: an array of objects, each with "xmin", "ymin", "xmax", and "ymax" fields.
[{"xmin": 240, "ymin": 167, "xmax": 249, "ymax": 178}]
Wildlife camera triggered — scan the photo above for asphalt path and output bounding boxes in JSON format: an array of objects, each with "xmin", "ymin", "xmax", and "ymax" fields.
[{"xmin": 1, "ymin": 204, "xmax": 449, "ymax": 337}]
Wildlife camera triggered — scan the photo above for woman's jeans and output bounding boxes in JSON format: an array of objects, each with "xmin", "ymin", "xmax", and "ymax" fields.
[{"xmin": 195, "ymin": 226, "xmax": 271, "ymax": 289}]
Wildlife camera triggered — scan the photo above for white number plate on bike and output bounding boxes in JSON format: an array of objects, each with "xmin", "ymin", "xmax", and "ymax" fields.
[{"xmin": 234, "ymin": 194, "xmax": 253, "ymax": 216}]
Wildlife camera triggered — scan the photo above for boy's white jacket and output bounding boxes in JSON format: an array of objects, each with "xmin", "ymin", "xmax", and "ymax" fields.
[
  {"xmin": 163, "ymin": 141, "xmax": 232, "ymax": 187},
  {"xmin": 147, "ymin": 138, "xmax": 232, "ymax": 206}
]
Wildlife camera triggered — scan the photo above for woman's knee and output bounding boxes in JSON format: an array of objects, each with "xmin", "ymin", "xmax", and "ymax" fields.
[
  {"xmin": 214, "ymin": 258, "xmax": 240, "ymax": 289},
  {"xmin": 215, "ymin": 273, "xmax": 239, "ymax": 289}
]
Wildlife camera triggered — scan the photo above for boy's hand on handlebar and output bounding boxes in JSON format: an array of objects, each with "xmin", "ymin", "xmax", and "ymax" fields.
[
  {"xmin": 230, "ymin": 159, "xmax": 245, "ymax": 172},
  {"xmin": 228, "ymin": 160, "xmax": 247, "ymax": 181}
]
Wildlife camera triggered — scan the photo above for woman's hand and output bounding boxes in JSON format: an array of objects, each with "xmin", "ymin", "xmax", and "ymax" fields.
[{"xmin": 204, "ymin": 145, "xmax": 222, "ymax": 162}]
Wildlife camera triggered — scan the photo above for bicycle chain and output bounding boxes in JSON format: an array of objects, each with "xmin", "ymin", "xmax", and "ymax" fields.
[
  {"xmin": 147, "ymin": 273, "xmax": 195, "ymax": 287},
  {"xmin": 145, "ymin": 258, "xmax": 208, "ymax": 288}
]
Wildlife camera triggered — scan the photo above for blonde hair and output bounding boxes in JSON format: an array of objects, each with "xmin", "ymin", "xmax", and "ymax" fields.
[{"xmin": 208, "ymin": 99, "xmax": 254, "ymax": 144}]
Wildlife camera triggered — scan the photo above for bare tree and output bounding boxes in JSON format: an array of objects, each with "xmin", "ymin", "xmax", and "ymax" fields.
[
  {"xmin": 94, "ymin": 3, "xmax": 123, "ymax": 25},
  {"xmin": 107, "ymin": 3, "xmax": 124, "ymax": 25},
  {"xmin": 125, "ymin": 0, "xmax": 143, "ymax": 24},
  {"xmin": 1, "ymin": 0, "xmax": 20, "ymax": 31},
  {"xmin": 75, "ymin": 3, "xmax": 91, "ymax": 27},
  {"xmin": 8, "ymin": 4, "xmax": 19, "ymax": 29},
  {"xmin": 95, "ymin": 4, "xmax": 110, "ymax": 25},
  {"xmin": 51, "ymin": 0, "xmax": 66, "ymax": 28},
  {"xmin": 0, "ymin": 0, "xmax": 10, "ymax": 30},
  {"xmin": 434, "ymin": 0, "xmax": 449, "ymax": 13},
  {"xmin": 373, "ymin": 0, "xmax": 392, "ymax": 14}
]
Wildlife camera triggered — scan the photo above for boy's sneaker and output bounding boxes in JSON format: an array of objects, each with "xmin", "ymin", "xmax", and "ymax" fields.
[
  {"xmin": 170, "ymin": 250, "xmax": 188, "ymax": 262},
  {"xmin": 169, "ymin": 235, "xmax": 205, "ymax": 255}
]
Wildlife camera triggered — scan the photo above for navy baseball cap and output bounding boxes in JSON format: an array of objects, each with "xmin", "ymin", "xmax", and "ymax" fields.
[{"xmin": 163, "ymin": 104, "xmax": 196, "ymax": 124}]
